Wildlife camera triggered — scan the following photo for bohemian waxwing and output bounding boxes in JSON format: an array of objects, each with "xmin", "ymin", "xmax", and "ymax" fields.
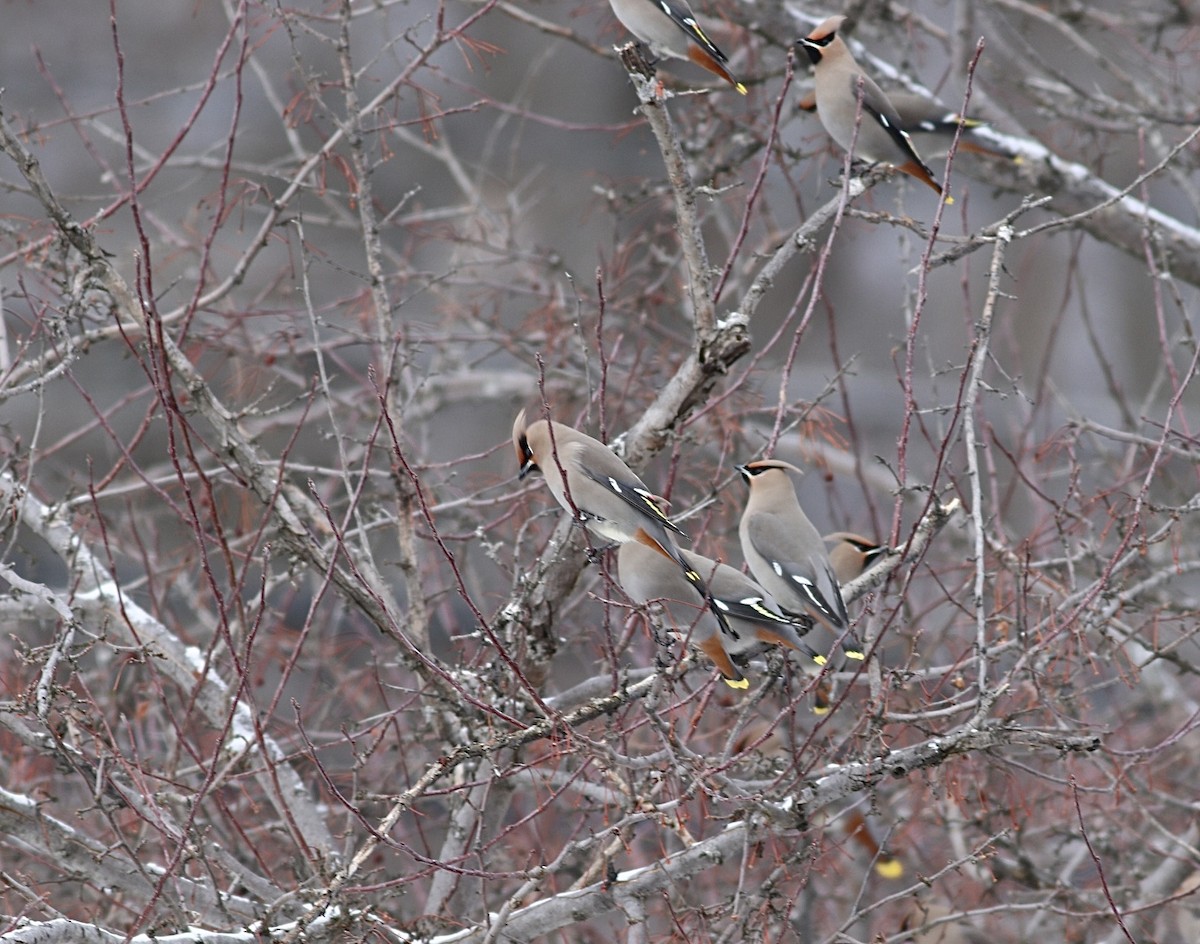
[
  {"xmin": 514, "ymin": 408, "xmax": 750, "ymax": 651},
  {"xmin": 736, "ymin": 459, "xmax": 866, "ymax": 660},
  {"xmin": 617, "ymin": 541, "xmax": 824, "ymax": 690},
  {"xmin": 825, "ymin": 532, "xmax": 889, "ymax": 584},
  {"xmin": 513, "ymin": 408, "xmax": 689, "ymax": 565},
  {"xmin": 797, "ymin": 16, "xmax": 944, "ymax": 196},
  {"xmin": 609, "ymin": 0, "xmax": 747, "ymax": 94}
]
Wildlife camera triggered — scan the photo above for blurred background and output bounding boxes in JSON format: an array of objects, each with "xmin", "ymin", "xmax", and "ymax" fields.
[{"xmin": 2, "ymin": 1, "xmax": 1198, "ymax": 941}]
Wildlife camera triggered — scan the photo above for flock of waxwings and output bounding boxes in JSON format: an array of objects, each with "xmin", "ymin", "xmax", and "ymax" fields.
[
  {"xmin": 512, "ymin": 8, "xmax": 1012, "ymax": 693},
  {"xmin": 613, "ymin": 7, "xmax": 1013, "ymax": 190},
  {"xmin": 514, "ymin": 410, "xmax": 882, "ymax": 694}
]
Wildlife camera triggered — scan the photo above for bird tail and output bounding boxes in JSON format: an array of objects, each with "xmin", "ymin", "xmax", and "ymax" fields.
[
  {"xmin": 958, "ymin": 138, "xmax": 1019, "ymax": 161},
  {"xmin": 838, "ymin": 628, "xmax": 866, "ymax": 661},
  {"xmin": 897, "ymin": 160, "xmax": 950, "ymax": 201},
  {"xmin": 686, "ymin": 46, "xmax": 747, "ymax": 94},
  {"xmin": 694, "ymin": 634, "xmax": 750, "ymax": 689},
  {"xmin": 633, "ymin": 528, "xmax": 744, "ymax": 673}
]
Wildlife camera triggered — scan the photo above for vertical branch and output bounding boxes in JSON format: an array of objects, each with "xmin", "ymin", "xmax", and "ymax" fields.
[
  {"xmin": 328, "ymin": 4, "xmax": 434, "ymax": 654},
  {"xmin": 713, "ymin": 53, "xmax": 795, "ymax": 303},
  {"xmin": 962, "ymin": 225, "xmax": 1012, "ymax": 698},
  {"xmin": 890, "ymin": 42, "xmax": 981, "ymax": 542},
  {"xmin": 1071, "ymin": 776, "xmax": 1137, "ymax": 944},
  {"xmin": 624, "ymin": 67, "xmax": 717, "ymax": 341}
]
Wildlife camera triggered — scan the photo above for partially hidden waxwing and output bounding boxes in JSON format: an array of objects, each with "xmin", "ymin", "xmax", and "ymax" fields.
[
  {"xmin": 882, "ymin": 91, "xmax": 1017, "ymax": 160},
  {"xmin": 797, "ymin": 16, "xmax": 944, "ymax": 196},
  {"xmin": 799, "ymin": 89, "xmax": 1016, "ymax": 160},
  {"xmin": 825, "ymin": 532, "xmax": 889, "ymax": 584},
  {"xmin": 618, "ymin": 541, "xmax": 824, "ymax": 690},
  {"xmin": 842, "ymin": 807, "xmax": 904, "ymax": 879},
  {"xmin": 737, "ymin": 460, "xmax": 866, "ymax": 660},
  {"xmin": 609, "ymin": 0, "xmax": 747, "ymax": 94}
]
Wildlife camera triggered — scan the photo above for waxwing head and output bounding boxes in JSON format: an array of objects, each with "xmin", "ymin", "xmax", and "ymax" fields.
[
  {"xmin": 737, "ymin": 458, "xmax": 805, "ymax": 495},
  {"xmin": 799, "ymin": 15, "xmax": 848, "ymax": 68},
  {"xmin": 512, "ymin": 408, "xmax": 540, "ymax": 480},
  {"xmin": 512, "ymin": 407, "xmax": 584, "ymax": 482},
  {"xmin": 825, "ymin": 532, "xmax": 889, "ymax": 584}
]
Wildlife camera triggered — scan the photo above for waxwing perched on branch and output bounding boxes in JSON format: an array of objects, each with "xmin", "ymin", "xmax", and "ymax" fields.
[
  {"xmin": 797, "ymin": 15, "xmax": 945, "ymax": 196},
  {"xmin": 609, "ymin": 0, "xmax": 747, "ymax": 93},
  {"xmin": 825, "ymin": 532, "xmax": 890, "ymax": 584},
  {"xmin": 618, "ymin": 542, "xmax": 824, "ymax": 690},
  {"xmin": 513, "ymin": 408, "xmax": 689, "ymax": 565},
  {"xmin": 737, "ymin": 460, "xmax": 866, "ymax": 660}
]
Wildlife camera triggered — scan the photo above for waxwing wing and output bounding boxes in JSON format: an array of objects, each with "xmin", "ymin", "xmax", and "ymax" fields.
[
  {"xmin": 737, "ymin": 459, "xmax": 865, "ymax": 660},
  {"xmin": 609, "ymin": 0, "xmax": 747, "ymax": 93},
  {"xmin": 797, "ymin": 16, "xmax": 944, "ymax": 195}
]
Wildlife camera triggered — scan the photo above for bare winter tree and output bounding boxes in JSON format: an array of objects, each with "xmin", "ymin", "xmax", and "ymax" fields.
[{"xmin": 1, "ymin": 1, "xmax": 1198, "ymax": 942}]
